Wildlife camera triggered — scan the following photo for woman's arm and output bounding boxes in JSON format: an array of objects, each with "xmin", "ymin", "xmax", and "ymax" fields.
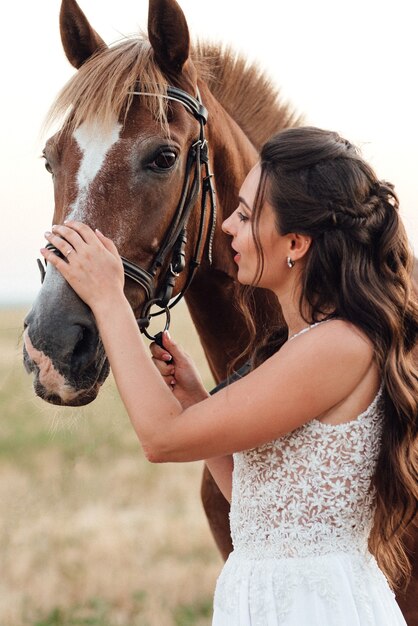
[
  {"xmin": 42, "ymin": 222, "xmax": 375, "ymax": 463},
  {"xmin": 205, "ymin": 456, "xmax": 234, "ymax": 502},
  {"xmin": 94, "ymin": 300, "xmax": 375, "ymax": 462}
]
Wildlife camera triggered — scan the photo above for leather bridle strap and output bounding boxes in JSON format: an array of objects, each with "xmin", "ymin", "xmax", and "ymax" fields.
[{"xmin": 125, "ymin": 86, "xmax": 216, "ymax": 337}]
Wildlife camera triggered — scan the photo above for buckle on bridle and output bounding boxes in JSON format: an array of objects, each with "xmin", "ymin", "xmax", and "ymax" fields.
[{"xmin": 169, "ymin": 263, "xmax": 180, "ymax": 278}]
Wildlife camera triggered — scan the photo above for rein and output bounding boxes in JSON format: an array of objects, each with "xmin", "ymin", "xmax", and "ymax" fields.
[{"xmin": 39, "ymin": 86, "xmax": 217, "ymax": 344}]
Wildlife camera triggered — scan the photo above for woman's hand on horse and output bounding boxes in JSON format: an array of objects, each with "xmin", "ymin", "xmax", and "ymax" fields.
[
  {"xmin": 150, "ymin": 331, "xmax": 210, "ymax": 409},
  {"xmin": 41, "ymin": 222, "xmax": 125, "ymax": 311}
]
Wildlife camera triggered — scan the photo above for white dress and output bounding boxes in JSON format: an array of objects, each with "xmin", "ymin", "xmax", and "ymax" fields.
[{"xmin": 212, "ymin": 324, "xmax": 407, "ymax": 626}]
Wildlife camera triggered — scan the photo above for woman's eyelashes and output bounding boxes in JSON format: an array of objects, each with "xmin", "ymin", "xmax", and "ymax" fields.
[{"xmin": 237, "ymin": 211, "xmax": 250, "ymax": 223}]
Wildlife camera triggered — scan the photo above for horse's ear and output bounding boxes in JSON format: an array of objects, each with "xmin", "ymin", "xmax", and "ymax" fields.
[
  {"xmin": 148, "ymin": 0, "xmax": 190, "ymax": 76},
  {"xmin": 59, "ymin": 0, "xmax": 107, "ymax": 69}
]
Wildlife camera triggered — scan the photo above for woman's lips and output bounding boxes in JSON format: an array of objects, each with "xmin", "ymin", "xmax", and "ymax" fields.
[{"xmin": 233, "ymin": 252, "xmax": 241, "ymax": 263}]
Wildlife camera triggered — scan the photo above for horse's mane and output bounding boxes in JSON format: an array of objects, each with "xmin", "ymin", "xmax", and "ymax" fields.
[
  {"xmin": 46, "ymin": 37, "xmax": 300, "ymax": 145},
  {"xmin": 193, "ymin": 42, "xmax": 301, "ymax": 149}
]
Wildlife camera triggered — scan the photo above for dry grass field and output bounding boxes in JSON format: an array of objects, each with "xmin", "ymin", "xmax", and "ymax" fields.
[{"xmin": 0, "ymin": 305, "xmax": 223, "ymax": 626}]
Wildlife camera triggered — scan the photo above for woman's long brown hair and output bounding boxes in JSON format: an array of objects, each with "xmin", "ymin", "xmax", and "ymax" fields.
[{"xmin": 237, "ymin": 126, "xmax": 418, "ymax": 588}]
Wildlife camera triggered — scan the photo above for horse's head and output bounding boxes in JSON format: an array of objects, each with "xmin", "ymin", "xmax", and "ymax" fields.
[{"xmin": 23, "ymin": 0, "xmax": 219, "ymax": 406}]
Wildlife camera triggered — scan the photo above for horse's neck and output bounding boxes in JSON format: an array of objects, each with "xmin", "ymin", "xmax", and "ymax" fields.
[
  {"xmin": 185, "ymin": 85, "xmax": 282, "ymax": 382},
  {"xmin": 186, "ymin": 270, "xmax": 279, "ymax": 382}
]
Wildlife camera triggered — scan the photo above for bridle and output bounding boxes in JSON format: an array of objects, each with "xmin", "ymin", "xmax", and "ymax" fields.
[
  {"xmin": 39, "ymin": 85, "xmax": 217, "ymax": 343},
  {"xmin": 125, "ymin": 86, "xmax": 216, "ymax": 339}
]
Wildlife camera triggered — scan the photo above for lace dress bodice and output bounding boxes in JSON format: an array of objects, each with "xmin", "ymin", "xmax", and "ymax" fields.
[
  {"xmin": 230, "ymin": 387, "xmax": 384, "ymax": 559},
  {"xmin": 230, "ymin": 322, "xmax": 384, "ymax": 559}
]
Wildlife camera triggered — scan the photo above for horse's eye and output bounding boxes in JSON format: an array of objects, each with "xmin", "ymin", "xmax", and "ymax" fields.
[
  {"xmin": 43, "ymin": 157, "xmax": 53, "ymax": 175},
  {"xmin": 151, "ymin": 150, "xmax": 177, "ymax": 170}
]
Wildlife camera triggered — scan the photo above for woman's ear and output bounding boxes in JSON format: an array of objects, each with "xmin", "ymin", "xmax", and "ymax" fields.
[{"xmin": 289, "ymin": 234, "xmax": 312, "ymax": 261}]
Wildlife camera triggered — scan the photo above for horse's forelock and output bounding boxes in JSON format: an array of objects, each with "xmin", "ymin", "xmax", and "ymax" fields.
[{"xmin": 45, "ymin": 37, "xmax": 171, "ymax": 135}]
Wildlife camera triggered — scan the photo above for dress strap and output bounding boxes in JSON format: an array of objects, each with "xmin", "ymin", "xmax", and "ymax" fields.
[{"xmin": 288, "ymin": 319, "xmax": 333, "ymax": 342}]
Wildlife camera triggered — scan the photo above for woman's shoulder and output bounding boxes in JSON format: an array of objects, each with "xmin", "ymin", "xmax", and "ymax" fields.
[
  {"xmin": 317, "ymin": 318, "xmax": 373, "ymax": 345},
  {"xmin": 279, "ymin": 318, "xmax": 375, "ymax": 371}
]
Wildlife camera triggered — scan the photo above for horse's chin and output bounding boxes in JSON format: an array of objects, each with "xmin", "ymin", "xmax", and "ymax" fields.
[
  {"xmin": 33, "ymin": 379, "xmax": 103, "ymax": 406},
  {"xmin": 23, "ymin": 344, "xmax": 110, "ymax": 407}
]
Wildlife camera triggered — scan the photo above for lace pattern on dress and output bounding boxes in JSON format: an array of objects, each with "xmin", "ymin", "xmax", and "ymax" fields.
[{"xmin": 229, "ymin": 387, "xmax": 384, "ymax": 559}]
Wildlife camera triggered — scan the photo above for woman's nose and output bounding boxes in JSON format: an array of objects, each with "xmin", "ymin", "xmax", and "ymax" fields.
[{"xmin": 222, "ymin": 213, "xmax": 234, "ymax": 235}]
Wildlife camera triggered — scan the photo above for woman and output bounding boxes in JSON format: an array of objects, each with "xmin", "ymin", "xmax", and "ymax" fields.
[{"xmin": 41, "ymin": 127, "xmax": 417, "ymax": 625}]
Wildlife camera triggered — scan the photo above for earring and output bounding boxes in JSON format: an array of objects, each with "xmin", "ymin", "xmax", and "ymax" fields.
[{"xmin": 286, "ymin": 256, "xmax": 295, "ymax": 268}]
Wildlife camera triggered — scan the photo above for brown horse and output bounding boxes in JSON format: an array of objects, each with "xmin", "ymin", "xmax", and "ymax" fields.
[{"xmin": 23, "ymin": 0, "xmax": 417, "ymax": 622}]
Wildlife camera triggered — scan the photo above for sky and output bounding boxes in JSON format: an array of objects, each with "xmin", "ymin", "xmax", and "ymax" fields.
[{"xmin": 1, "ymin": 0, "xmax": 417, "ymax": 304}]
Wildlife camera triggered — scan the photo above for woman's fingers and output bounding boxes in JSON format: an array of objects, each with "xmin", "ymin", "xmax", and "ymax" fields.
[
  {"xmin": 44, "ymin": 226, "xmax": 83, "ymax": 257},
  {"xmin": 161, "ymin": 331, "xmax": 188, "ymax": 363},
  {"xmin": 45, "ymin": 223, "xmax": 121, "ymax": 267},
  {"xmin": 45, "ymin": 222, "xmax": 103, "ymax": 254},
  {"xmin": 151, "ymin": 356, "xmax": 175, "ymax": 377},
  {"xmin": 149, "ymin": 341, "xmax": 176, "ymax": 386},
  {"xmin": 149, "ymin": 341, "xmax": 173, "ymax": 363},
  {"xmin": 44, "ymin": 222, "xmax": 122, "ymax": 269},
  {"xmin": 95, "ymin": 228, "xmax": 119, "ymax": 256},
  {"xmin": 62, "ymin": 221, "xmax": 98, "ymax": 244},
  {"xmin": 151, "ymin": 354, "xmax": 176, "ymax": 388},
  {"xmin": 40, "ymin": 244, "xmax": 71, "ymax": 274}
]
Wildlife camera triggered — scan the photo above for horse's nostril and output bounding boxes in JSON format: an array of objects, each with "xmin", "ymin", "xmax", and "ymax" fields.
[{"xmin": 71, "ymin": 325, "xmax": 98, "ymax": 372}]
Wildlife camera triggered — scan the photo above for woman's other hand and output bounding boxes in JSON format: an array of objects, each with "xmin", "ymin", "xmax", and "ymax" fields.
[{"xmin": 150, "ymin": 332, "xmax": 209, "ymax": 409}]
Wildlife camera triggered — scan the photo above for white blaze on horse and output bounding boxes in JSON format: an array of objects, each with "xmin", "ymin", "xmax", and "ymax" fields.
[{"xmin": 23, "ymin": 2, "xmax": 418, "ymax": 622}]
